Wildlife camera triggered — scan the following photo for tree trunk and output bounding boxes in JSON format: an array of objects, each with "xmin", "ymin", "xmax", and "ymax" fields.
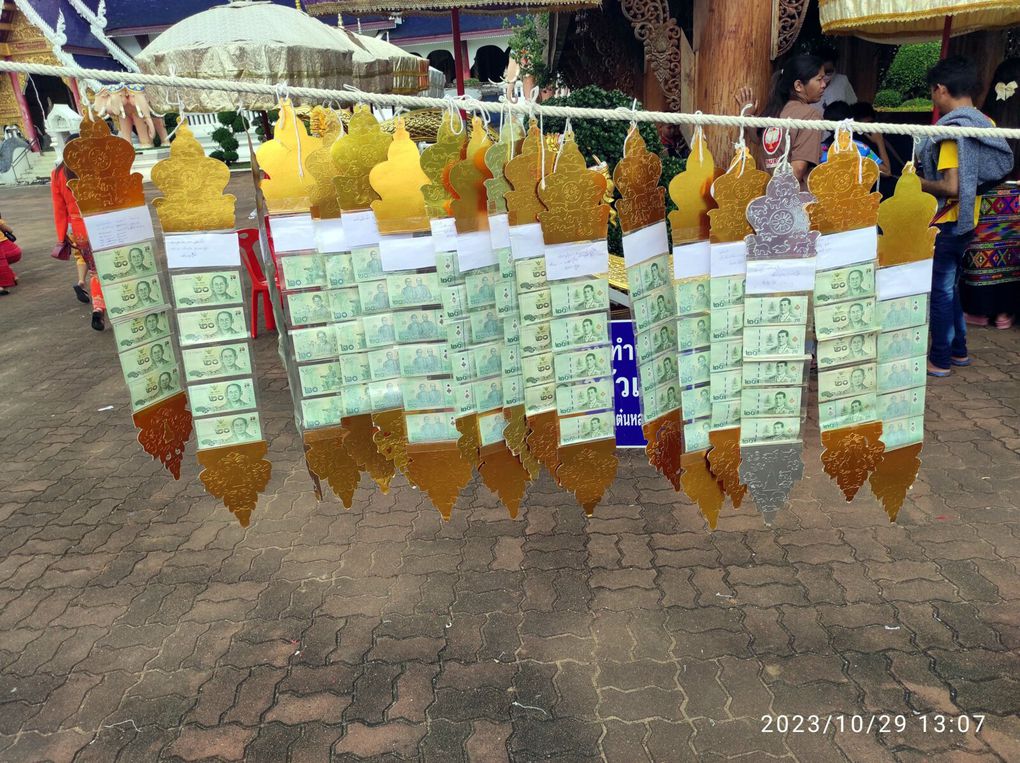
[{"xmin": 693, "ymin": 0, "xmax": 773, "ymax": 161}]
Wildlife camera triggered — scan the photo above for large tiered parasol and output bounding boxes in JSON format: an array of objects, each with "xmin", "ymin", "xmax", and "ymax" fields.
[
  {"xmin": 338, "ymin": 27, "xmax": 430, "ymax": 95},
  {"xmin": 820, "ymin": 0, "xmax": 1020, "ymax": 43},
  {"xmin": 305, "ymin": 0, "xmax": 601, "ymax": 95}
]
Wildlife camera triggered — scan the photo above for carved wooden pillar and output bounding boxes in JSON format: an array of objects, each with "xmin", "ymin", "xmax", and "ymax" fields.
[{"xmin": 619, "ymin": 0, "xmax": 691, "ymax": 114}]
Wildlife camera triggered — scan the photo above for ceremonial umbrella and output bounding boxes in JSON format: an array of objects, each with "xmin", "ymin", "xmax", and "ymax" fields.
[
  {"xmin": 338, "ymin": 26, "xmax": 430, "ymax": 95},
  {"xmin": 820, "ymin": 0, "xmax": 1020, "ymax": 44},
  {"xmin": 305, "ymin": 0, "xmax": 601, "ymax": 96}
]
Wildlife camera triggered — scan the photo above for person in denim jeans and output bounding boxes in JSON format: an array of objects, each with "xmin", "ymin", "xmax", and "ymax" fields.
[{"xmin": 919, "ymin": 57, "xmax": 1014, "ymax": 376}]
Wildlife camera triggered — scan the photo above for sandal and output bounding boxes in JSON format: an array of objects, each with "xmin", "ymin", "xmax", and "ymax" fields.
[
  {"xmin": 950, "ymin": 355, "xmax": 972, "ymax": 367},
  {"xmin": 91, "ymin": 311, "xmax": 105, "ymax": 331},
  {"xmin": 927, "ymin": 361, "xmax": 951, "ymax": 377},
  {"xmin": 73, "ymin": 283, "xmax": 90, "ymax": 303},
  {"xmin": 0, "ymin": 288, "xmax": 9, "ymax": 296},
  {"xmin": 995, "ymin": 314, "xmax": 1013, "ymax": 330}
]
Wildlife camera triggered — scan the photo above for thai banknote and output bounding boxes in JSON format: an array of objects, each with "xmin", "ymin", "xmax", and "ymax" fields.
[
  {"xmin": 436, "ymin": 250, "xmax": 461, "ymax": 286},
  {"xmin": 171, "ymin": 271, "xmax": 242, "ymax": 309},
  {"xmin": 292, "ymin": 325, "xmax": 338, "ymax": 362},
  {"xmin": 741, "ymin": 386, "xmax": 802, "ymax": 417},
  {"xmin": 498, "ymin": 246, "xmax": 514, "ymax": 280},
  {"xmin": 503, "ymin": 376, "xmax": 524, "ymax": 407},
  {"xmin": 324, "ymin": 252, "xmax": 355, "ymax": 287},
  {"xmin": 679, "ymin": 350, "xmax": 711, "ymax": 386},
  {"xmin": 629, "ymin": 255, "xmax": 670, "ymax": 301},
  {"xmin": 341, "ymin": 384, "xmax": 371, "ymax": 417},
  {"xmin": 298, "ymin": 361, "xmax": 344, "ymax": 396},
  {"xmin": 711, "ymin": 399, "xmax": 740, "ymax": 428},
  {"xmin": 743, "ymin": 295, "xmax": 809, "ymax": 326},
  {"xmin": 358, "ymin": 280, "xmax": 391, "ymax": 314},
  {"xmin": 474, "ymin": 343, "xmax": 504, "ymax": 377},
  {"xmin": 394, "ymin": 309, "xmax": 445, "ymax": 342},
  {"xmin": 388, "ymin": 273, "xmax": 440, "ymax": 308},
  {"xmin": 553, "ymin": 345, "xmax": 612, "ymax": 384},
  {"xmin": 877, "ymin": 356, "xmax": 926, "ymax": 394},
  {"xmin": 558, "ymin": 412, "xmax": 614, "ymax": 446},
  {"xmin": 495, "ymin": 281, "xmax": 517, "ymax": 316},
  {"xmin": 677, "ymin": 316, "xmax": 711, "ymax": 351},
  {"xmin": 645, "ymin": 381, "xmax": 681, "ymax": 421},
  {"xmin": 335, "ymin": 319, "xmax": 367, "ymax": 353},
  {"xmin": 878, "ymin": 326, "xmax": 927, "ymax": 363},
  {"xmin": 287, "ymin": 290, "xmax": 333, "ymax": 326},
  {"xmin": 522, "ymin": 352, "xmax": 555, "ymax": 386},
  {"xmin": 473, "ymin": 379, "xmax": 505, "ymax": 412},
  {"xmin": 709, "ymin": 370, "xmax": 741, "ymax": 402},
  {"xmin": 710, "ymin": 339, "xmax": 743, "ymax": 372},
  {"xmin": 710, "ymin": 275, "xmax": 744, "ymax": 309},
  {"xmin": 676, "ymin": 278, "xmax": 711, "ymax": 315},
  {"xmin": 556, "ymin": 378, "xmax": 614, "ymax": 416},
  {"xmin": 632, "ymin": 286, "xmax": 676, "ymax": 333},
  {"xmin": 446, "ymin": 319, "xmax": 469, "ymax": 351},
  {"xmin": 710, "ymin": 306, "xmax": 744, "ymax": 341},
  {"xmin": 450, "ymin": 349, "xmax": 477, "ymax": 384},
  {"xmin": 120, "ymin": 338, "xmax": 176, "ymax": 381},
  {"xmin": 350, "ymin": 246, "xmax": 385, "ymax": 282},
  {"xmin": 877, "ymin": 294, "xmax": 927, "ymax": 332},
  {"xmin": 94, "ymin": 242, "xmax": 157, "ymax": 284},
  {"xmin": 500, "ymin": 345, "xmax": 521, "ymax": 376},
  {"xmin": 469, "ymin": 310, "xmax": 504, "ymax": 343},
  {"xmin": 194, "ymin": 413, "xmax": 262, "ymax": 449},
  {"xmin": 503, "ymin": 315, "xmax": 521, "ymax": 344},
  {"xmin": 520, "ymin": 322, "xmax": 553, "ymax": 356},
  {"xmin": 478, "ymin": 410, "xmax": 507, "ymax": 446},
  {"xmin": 398, "ymin": 343, "xmax": 450, "ymax": 376},
  {"xmin": 518, "ymin": 288, "xmax": 553, "ymax": 325},
  {"xmin": 742, "ymin": 359, "xmax": 806, "ymax": 387},
  {"xmin": 818, "ymin": 363, "xmax": 878, "ymax": 401},
  {"xmin": 113, "ymin": 308, "xmax": 173, "ymax": 351},
  {"xmin": 682, "ymin": 385, "xmax": 713, "ymax": 420},
  {"xmin": 465, "ymin": 268, "xmax": 499, "ymax": 308},
  {"xmin": 328, "ymin": 288, "xmax": 362, "ymax": 322},
  {"xmin": 819, "ymin": 393, "xmax": 877, "ymax": 431},
  {"xmin": 878, "ymin": 386, "xmax": 926, "ymax": 420},
  {"xmin": 683, "ymin": 417, "xmax": 710, "ymax": 451},
  {"xmin": 402, "ymin": 378, "xmax": 455, "ymax": 412},
  {"xmin": 453, "ymin": 383, "xmax": 476, "ymax": 416},
  {"xmin": 105, "ymin": 276, "xmax": 166, "ymax": 319},
  {"xmin": 368, "ymin": 347, "xmax": 402, "ymax": 381},
  {"xmin": 814, "ymin": 299, "xmax": 876, "ymax": 339},
  {"xmin": 638, "ymin": 323, "xmax": 678, "ymax": 362},
  {"xmin": 361, "ymin": 313, "xmax": 397, "ymax": 348},
  {"xmin": 406, "ymin": 412, "xmax": 460, "ymax": 443},
  {"xmin": 550, "ymin": 313, "xmax": 610, "ymax": 352},
  {"xmin": 182, "ymin": 342, "xmax": 251, "ymax": 382},
  {"xmin": 441, "ymin": 284, "xmax": 468, "ymax": 320},
  {"xmin": 280, "ymin": 253, "xmax": 327, "ymax": 291},
  {"xmin": 338, "ymin": 354, "xmax": 372, "ymax": 385},
  {"xmin": 126, "ymin": 366, "xmax": 182, "ymax": 412},
  {"xmin": 368, "ymin": 380, "xmax": 404, "ymax": 411},
  {"xmin": 177, "ymin": 307, "xmax": 247, "ymax": 346},
  {"xmin": 740, "ymin": 417, "xmax": 801, "ymax": 446},
  {"xmin": 880, "ymin": 415, "xmax": 924, "ymax": 450},
  {"xmin": 514, "ymin": 257, "xmax": 547, "ymax": 293},
  {"xmin": 550, "ymin": 278, "xmax": 609, "ymax": 317},
  {"xmin": 190, "ymin": 379, "xmax": 257, "ymax": 416},
  {"xmin": 814, "ymin": 262, "xmax": 875, "ymax": 304},
  {"xmin": 639, "ymin": 354, "xmax": 679, "ymax": 391},
  {"xmin": 817, "ymin": 332, "xmax": 877, "ymax": 367},
  {"xmin": 300, "ymin": 394, "xmax": 345, "ymax": 429},
  {"xmin": 743, "ymin": 326, "xmax": 805, "ymax": 359}
]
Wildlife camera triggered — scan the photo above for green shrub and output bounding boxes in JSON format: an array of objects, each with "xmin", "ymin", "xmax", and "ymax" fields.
[
  {"xmin": 211, "ymin": 126, "xmax": 234, "ymax": 144},
  {"xmin": 881, "ymin": 42, "xmax": 940, "ymax": 99},
  {"xmin": 211, "ymin": 111, "xmax": 246, "ymax": 165},
  {"xmin": 874, "ymin": 88, "xmax": 904, "ymax": 108},
  {"xmin": 899, "ymin": 97, "xmax": 934, "ymax": 110}
]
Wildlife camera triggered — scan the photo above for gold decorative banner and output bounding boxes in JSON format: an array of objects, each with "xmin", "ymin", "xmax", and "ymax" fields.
[
  {"xmin": 333, "ymin": 104, "xmax": 392, "ymax": 211},
  {"xmin": 256, "ymin": 99, "xmax": 322, "ymax": 213}
]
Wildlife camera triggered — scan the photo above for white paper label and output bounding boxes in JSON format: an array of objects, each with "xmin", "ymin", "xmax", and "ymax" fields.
[
  {"xmin": 341, "ymin": 210, "xmax": 380, "ymax": 249},
  {"xmin": 489, "ymin": 213, "xmax": 511, "ymax": 250},
  {"xmin": 379, "ymin": 233, "xmax": 436, "ymax": 271},
  {"xmin": 710, "ymin": 240, "xmax": 747, "ymax": 277},
  {"xmin": 84, "ymin": 206, "xmax": 154, "ymax": 250},
  {"xmin": 509, "ymin": 223, "xmax": 545, "ymax": 261},
  {"xmin": 270, "ymin": 213, "xmax": 316, "ymax": 253},
  {"xmin": 545, "ymin": 239, "xmax": 610, "ymax": 281},
  {"xmin": 622, "ymin": 220, "xmax": 669, "ymax": 267},
  {"xmin": 673, "ymin": 241, "xmax": 711, "ymax": 279},
  {"xmin": 165, "ymin": 232, "xmax": 240, "ymax": 270},
  {"xmin": 430, "ymin": 217, "xmax": 458, "ymax": 252},
  {"xmin": 315, "ymin": 218, "xmax": 348, "ymax": 253},
  {"xmin": 457, "ymin": 230, "xmax": 497, "ymax": 272},
  {"xmin": 745, "ymin": 258, "xmax": 817, "ymax": 295},
  {"xmin": 815, "ymin": 227, "xmax": 878, "ymax": 270},
  {"xmin": 878, "ymin": 259, "xmax": 934, "ymax": 300}
]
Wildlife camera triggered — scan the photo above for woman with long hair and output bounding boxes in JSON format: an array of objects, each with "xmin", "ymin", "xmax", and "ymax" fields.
[
  {"xmin": 961, "ymin": 57, "xmax": 1020, "ymax": 330},
  {"xmin": 758, "ymin": 54, "xmax": 827, "ymax": 188},
  {"xmin": 51, "ymin": 140, "xmax": 105, "ymax": 330}
]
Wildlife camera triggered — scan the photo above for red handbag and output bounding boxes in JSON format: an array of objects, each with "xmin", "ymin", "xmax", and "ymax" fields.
[{"xmin": 51, "ymin": 240, "xmax": 72, "ymax": 261}]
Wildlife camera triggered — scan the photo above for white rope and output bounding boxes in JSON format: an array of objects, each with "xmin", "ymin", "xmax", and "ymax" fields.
[{"xmin": 4, "ymin": 60, "xmax": 1020, "ymax": 140}]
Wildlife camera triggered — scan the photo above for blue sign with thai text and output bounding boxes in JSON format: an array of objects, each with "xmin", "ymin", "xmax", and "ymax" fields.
[{"xmin": 610, "ymin": 320, "xmax": 647, "ymax": 448}]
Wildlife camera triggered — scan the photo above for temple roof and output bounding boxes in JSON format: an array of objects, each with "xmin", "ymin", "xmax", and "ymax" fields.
[
  {"xmin": 21, "ymin": 0, "xmax": 109, "ymax": 54},
  {"xmin": 388, "ymin": 13, "xmax": 519, "ymax": 41}
]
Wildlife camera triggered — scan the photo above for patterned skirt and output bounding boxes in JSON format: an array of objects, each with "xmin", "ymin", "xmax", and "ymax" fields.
[{"xmin": 962, "ymin": 185, "xmax": 1020, "ymax": 316}]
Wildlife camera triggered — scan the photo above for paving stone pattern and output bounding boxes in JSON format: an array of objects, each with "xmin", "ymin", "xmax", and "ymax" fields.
[{"xmin": 1, "ymin": 180, "xmax": 1019, "ymax": 761}]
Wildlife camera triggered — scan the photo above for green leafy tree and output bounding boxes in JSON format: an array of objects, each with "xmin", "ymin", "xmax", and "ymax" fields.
[
  {"xmin": 209, "ymin": 110, "xmax": 249, "ymax": 164},
  {"xmin": 881, "ymin": 42, "xmax": 940, "ymax": 100}
]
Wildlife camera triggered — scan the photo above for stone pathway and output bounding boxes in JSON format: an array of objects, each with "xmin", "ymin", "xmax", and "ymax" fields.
[{"xmin": 1, "ymin": 179, "xmax": 1018, "ymax": 761}]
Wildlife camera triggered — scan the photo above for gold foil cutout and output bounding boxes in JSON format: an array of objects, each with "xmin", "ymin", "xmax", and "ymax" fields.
[
  {"xmin": 333, "ymin": 105, "xmax": 392, "ymax": 212},
  {"xmin": 504, "ymin": 404, "xmax": 540, "ymax": 480},
  {"xmin": 407, "ymin": 445, "xmax": 474, "ymax": 520},
  {"xmin": 526, "ymin": 410, "xmax": 561, "ymax": 477},
  {"xmin": 197, "ymin": 441, "xmax": 272, "ymax": 527},
  {"xmin": 707, "ymin": 148, "xmax": 769, "ymax": 243},
  {"xmin": 370, "ymin": 119, "xmax": 431, "ymax": 234},
  {"xmin": 556, "ymin": 439, "xmax": 619, "ymax": 515},
  {"xmin": 820, "ymin": 421, "xmax": 886, "ymax": 502},
  {"xmin": 668, "ymin": 131, "xmax": 719, "ymax": 244},
  {"xmin": 132, "ymin": 392, "xmax": 192, "ymax": 480},
  {"xmin": 537, "ymin": 133, "xmax": 610, "ymax": 245},
  {"xmin": 877, "ymin": 164, "xmax": 938, "ymax": 266},
  {"xmin": 151, "ymin": 119, "xmax": 236, "ymax": 233},
  {"xmin": 372, "ymin": 409, "xmax": 410, "ymax": 474},
  {"xmin": 504, "ymin": 124, "xmax": 553, "ymax": 226},
  {"xmin": 254, "ymin": 100, "xmax": 322, "ymax": 214},
  {"xmin": 420, "ymin": 110, "xmax": 466, "ymax": 219},
  {"xmin": 448, "ymin": 116, "xmax": 494, "ymax": 233},
  {"xmin": 455, "ymin": 414, "xmax": 481, "ymax": 468},
  {"xmin": 484, "ymin": 118, "xmax": 524, "ymax": 215},
  {"xmin": 304, "ymin": 106, "xmax": 344, "ymax": 219},
  {"xmin": 63, "ymin": 111, "xmax": 144, "ymax": 214},
  {"xmin": 344, "ymin": 414, "xmax": 395, "ymax": 492},
  {"xmin": 680, "ymin": 451, "xmax": 725, "ymax": 529},
  {"xmin": 304, "ymin": 426, "xmax": 360, "ymax": 507},
  {"xmin": 708, "ymin": 428, "xmax": 747, "ymax": 508},
  {"xmin": 478, "ymin": 443, "xmax": 530, "ymax": 519},
  {"xmin": 869, "ymin": 442, "xmax": 922, "ymax": 522},
  {"xmin": 643, "ymin": 411, "xmax": 683, "ymax": 492},
  {"xmin": 807, "ymin": 131, "xmax": 881, "ymax": 234},
  {"xmin": 614, "ymin": 128, "xmax": 665, "ymax": 234}
]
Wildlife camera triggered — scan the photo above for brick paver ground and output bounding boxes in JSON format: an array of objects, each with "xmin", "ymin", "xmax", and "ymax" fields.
[{"xmin": 1, "ymin": 177, "xmax": 1019, "ymax": 762}]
